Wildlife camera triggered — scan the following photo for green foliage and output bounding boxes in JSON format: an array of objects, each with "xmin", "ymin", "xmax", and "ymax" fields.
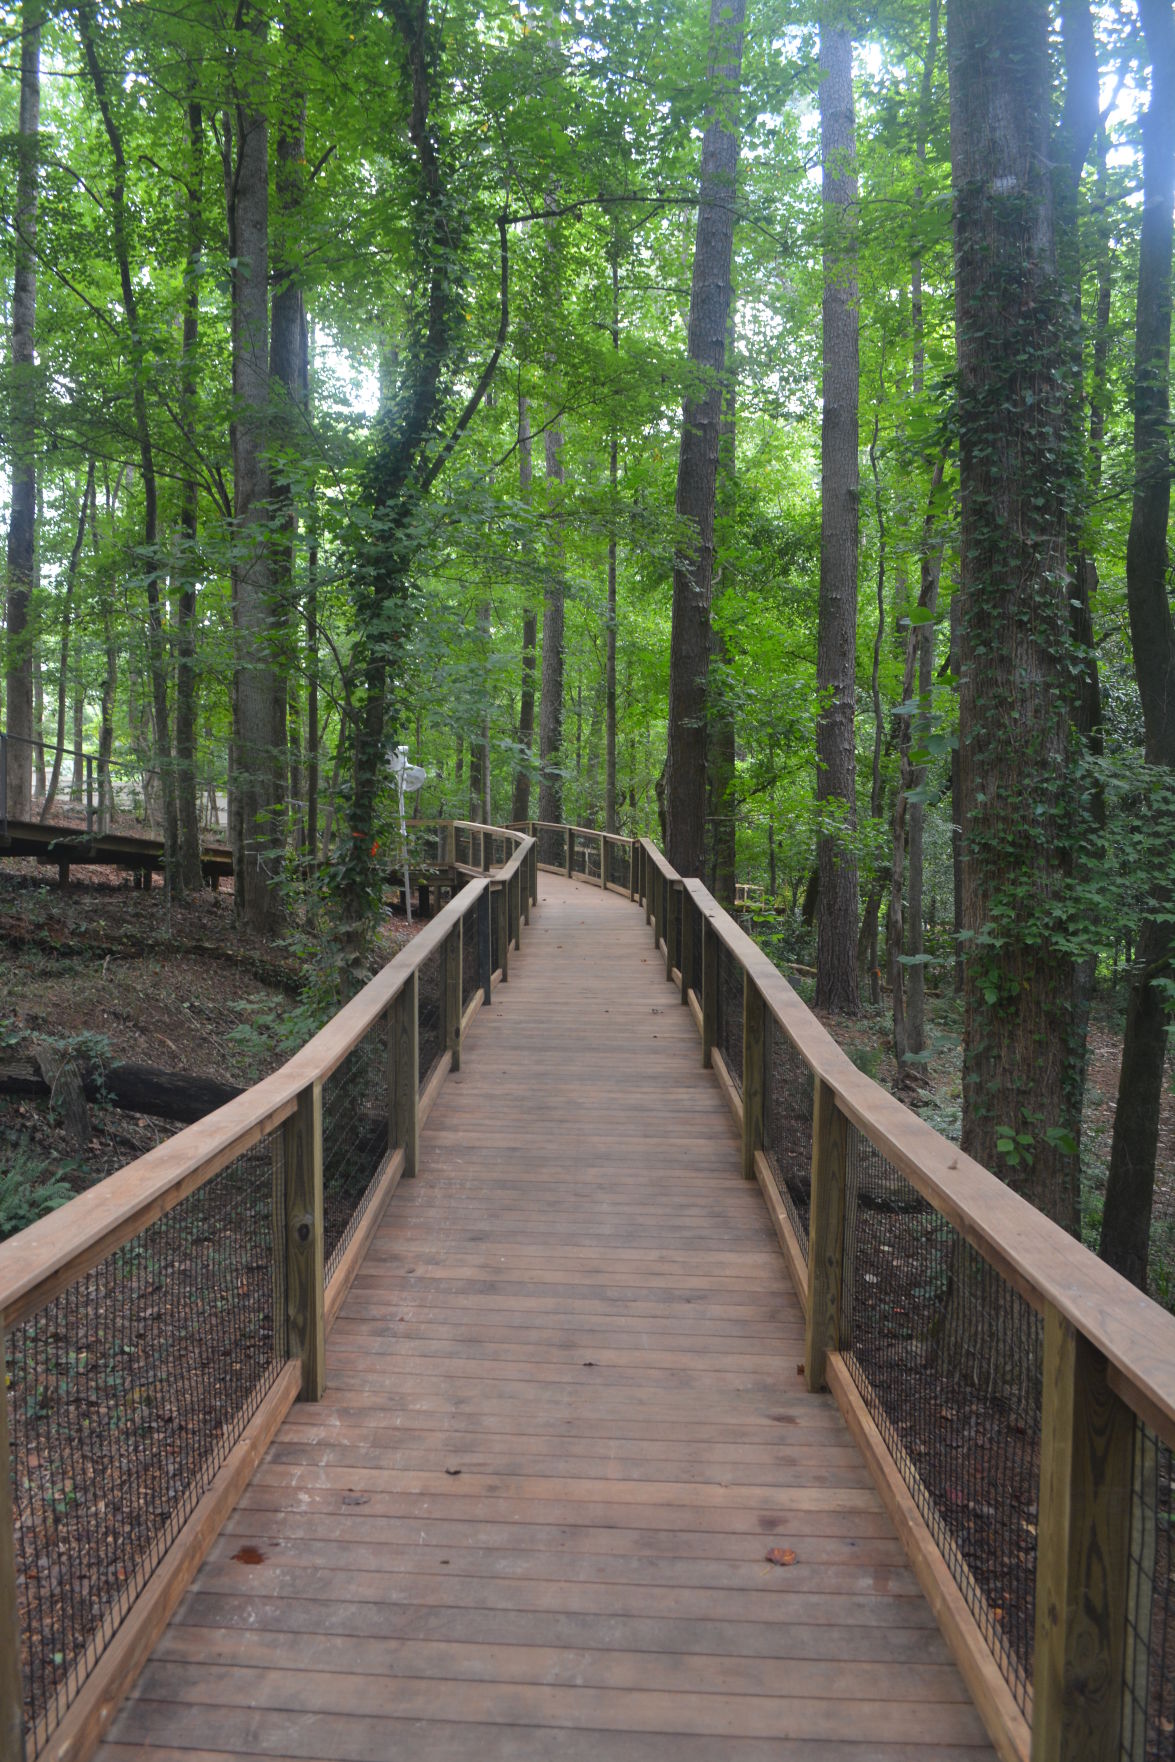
[{"xmin": 0, "ymin": 1138, "xmax": 76, "ymax": 1242}]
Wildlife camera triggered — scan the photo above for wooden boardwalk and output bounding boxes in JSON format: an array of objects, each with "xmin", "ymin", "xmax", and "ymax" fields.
[{"xmin": 98, "ymin": 874, "xmax": 997, "ymax": 1761}]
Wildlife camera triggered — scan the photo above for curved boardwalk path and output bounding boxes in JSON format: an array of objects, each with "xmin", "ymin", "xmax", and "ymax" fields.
[{"xmin": 99, "ymin": 874, "xmax": 997, "ymax": 1762}]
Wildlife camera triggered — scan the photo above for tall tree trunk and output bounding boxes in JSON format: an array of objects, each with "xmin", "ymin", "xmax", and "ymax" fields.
[
  {"xmin": 707, "ymin": 326, "xmax": 738, "ymax": 907},
  {"xmin": 224, "ymin": 11, "xmax": 283, "ymax": 933},
  {"xmin": 664, "ymin": 0, "xmax": 746, "ymax": 879},
  {"xmin": 304, "ymin": 315, "xmax": 319, "ymax": 865},
  {"xmin": 864, "ymin": 409, "xmax": 886, "ymax": 1007},
  {"xmin": 41, "ymin": 465, "xmax": 92, "ymax": 821},
  {"xmin": 537, "ymin": 413, "xmax": 566, "ymax": 825},
  {"xmin": 511, "ymin": 393, "xmax": 537, "ymax": 823},
  {"xmin": 4, "ymin": 0, "xmax": 40, "ymax": 821},
  {"xmin": 176, "ymin": 88, "xmax": 205, "ymax": 890},
  {"xmin": 79, "ymin": 2, "xmax": 180, "ymax": 886},
  {"xmin": 605, "ymin": 249, "xmax": 620, "ymax": 834},
  {"xmin": 1100, "ymin": 0, "xmax": 1175, "ymax": 1288},
  {"xmin": 948, "ymin": 0, "xmax": 1082, "ymax": 1228},
  {"xmin": 814, "ymin": 21, "xmax": 860, "ymax": 1014}
]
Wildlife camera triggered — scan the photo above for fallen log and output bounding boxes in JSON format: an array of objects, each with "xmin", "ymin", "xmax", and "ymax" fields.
[{"xmin": 0, "ymin": 1048, "xmax": 242, "ymax": 1125}]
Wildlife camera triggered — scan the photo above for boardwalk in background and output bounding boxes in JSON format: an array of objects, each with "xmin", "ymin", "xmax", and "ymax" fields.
[{"xmin": 99, "ymin": 874, "xmax": 997, "ymax": 1761}]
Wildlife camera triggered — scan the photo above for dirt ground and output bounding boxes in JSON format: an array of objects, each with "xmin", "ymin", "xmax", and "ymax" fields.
[{"xmin": 0, "ymin": 861, "xmax": 421, "ymax": 1197}]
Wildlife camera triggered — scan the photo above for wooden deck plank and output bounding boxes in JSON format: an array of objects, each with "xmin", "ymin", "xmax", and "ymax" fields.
[{"xmin": 98, "ymin": 873, "xmax": 997, "ymax": 1762}]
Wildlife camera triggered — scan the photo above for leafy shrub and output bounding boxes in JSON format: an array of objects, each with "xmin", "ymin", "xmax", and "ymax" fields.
[{"xmin": 0, "ymin": 1139, "xmax": 75, "ymax": 1241}]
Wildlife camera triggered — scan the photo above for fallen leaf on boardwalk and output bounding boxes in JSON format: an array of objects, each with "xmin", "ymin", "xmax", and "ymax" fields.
[
  {"xmin": 232, "ymin": 1546, "xmax": 265, "ymax": 1565},
  {"xmin": 444, "ymin": 1467, "xmax": 462, "ymax": 1477},
  {"xmin": 342, "ymin": 1494, "xmax": 369, "ymax": 1506},
  {"xmin": 583, "ymin": 1360, "xmax": 597, "ymax": 1367},
  {"xmin": 765, "ymin": 1548, "xmax": 797, "ymax": 1567}
]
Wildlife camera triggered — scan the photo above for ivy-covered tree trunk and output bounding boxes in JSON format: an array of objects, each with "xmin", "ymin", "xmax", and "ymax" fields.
[
  {"xmin": 663, "ymin": 0, "xmax": 745, "ymax": 879},
  {"xmin": 4, "ymin": 0, "xmax": 40, "ymax": 821},
  {"xmin": 1100, "ymin": 0, "xmax": 1175, "ymax": 1289},
  {"xmin": 814, "ymin": 21, "xmax": 860, "ymax": 1014},
  {"xmin": 948, "ymin": 0, "xmax": 1082, "ymax": 1229},
  {"xmin": 225, "ymin": 9, "xmax": 284, "ymax": 933}
]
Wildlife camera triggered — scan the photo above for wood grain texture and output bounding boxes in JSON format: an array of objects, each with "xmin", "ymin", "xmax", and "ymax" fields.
[{"xmin": 96, "ymin": 874, "xmax": 995, "ymax": 1762}]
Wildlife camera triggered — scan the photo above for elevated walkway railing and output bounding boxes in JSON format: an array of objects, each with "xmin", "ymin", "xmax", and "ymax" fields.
[
  {"xmin": 0, "ymin": 824, "xmax": 535, "ymax": 1762},
  {"xmin": 524, "ymin": 819, "xmax": 1175, "ymax": 1762}
]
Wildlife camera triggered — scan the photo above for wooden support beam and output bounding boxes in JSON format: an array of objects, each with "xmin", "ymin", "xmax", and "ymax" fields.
[
  {"xmin": 481, "ymin": 828, "xmax": 491, "ymax": 873},
  {"xmin": 529, "ymin": 840, "xmax": 538, "ymax": 906},
  {"xmin": 497, "ymin": 884, "xmax": 509, "ymax": 982},
  {"xmin": 390, "ymin": 973, "xmax": 419, "ymax": 1178},
  {"xmin": 665, "ymin": 879, "xmax": 679, "ymax": 981},
  {"xmin": 283, "ymin": 1082, "xmax": 325, "ymax": 1402},
  {"xmin": 653, "ymin": 870, "xmax": 663, "ymax": 953},
  {"xmin": 564, "ymin": 827, "xmax": 574, "ymax": 879},
  {"xmin": 0, "ymin": 1320, "xmax": 25, "ymax": 1762},
  {"xmin": 445, "ymin": 920, "xmax": 461, "ymax": 1073},
  {"xmin": 742, "ymin": 974, "xmax": 766, "ymax": 1182},
  {"xmin": 643, "ymin": 848, "xmax": 651, "ymax": 924},
  {"xmin": 598, "ymin": 831, "xmax": 605, "ymax": 886},
  {"xmin": 702, "ymin": 915, "xmax": 718, "ymax": 1070},
  {"xmin": 629, "ymin": 841, "xmax": 637, "ymax": 902},
  {"xmin": 477, "ymin": 886, "xmax": 492, "ymax": 1004},
  {"xmin": 1032, "ymin": 1303, "xmax": 1135, "ymax": 1762},
  {"xmin": 680, "ymin": 890, "xmax": 693, "ymax": 1005},
  {"xmin": 804, "ymin": 1076, "xmax": 849, "ymax": 1392}
]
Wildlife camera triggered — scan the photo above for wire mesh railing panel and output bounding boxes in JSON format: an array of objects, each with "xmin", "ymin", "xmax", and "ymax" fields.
[
  {"xmin": 570, "ymin": 833, "xmax": 588, "ymax": 877},
  {"xmin": 537, "ymin": 824, "xmax": 565, "ymax": 868},
  {"xmin": 763, "ymin": 1022, "xmax": 814, "ymax": 1258},
  {"xmin": 321, "ymin": 1019, "xmax": 389, "ymax": 1276},
  {"xmin": 8, "ymin": 1138, "xmax": 286, "ymax": 1749},
  {"xmin": 841, "ymin": 1126, "xmax": 1041, "ymax": 1713},
  {"xmin": 688, "ymin": 896, "xmax": 703, "ymax": 1002},
  {"xmin": 462, "ymin": 895, "xmax": 479, "ymax": 1003},
  {"xmin": 1122, "ymin": 1424, "xmax": 1174, "ymax": 1761},
  {"xmin": 418, "ymin": 946, "xmax": 444, "ymax": 1089},
  {"xmin": 715, "ymin": 938, "xmax": 744, "ymax": 1091},
  {"xmin": 454, "ymin": 824, "xmax": 470, "ymax": 866},
  {"xmin": 607, "ymin": 839, "xmax": 631, "ymax": 890}
]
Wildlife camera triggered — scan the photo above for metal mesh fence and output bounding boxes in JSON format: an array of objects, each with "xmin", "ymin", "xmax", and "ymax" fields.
[
  {"xmin": 537, "ymin": 824, "xmax": 566, "ymax": 868},
  {"xmin": 491, "ymin": 886, "xmax": 502, "ymax": 973},
  {"xmin": 418, "ymin": 946, "xmax": 444, "ymax": 1088},
  {"xmin": 454, "ymin": 824, "xmax": 471, "ymax": 866},
  {"xmin": 841, "ymin": 1126, "xmax": 1041, "ymax": 1713},
  {"xmin": 462, "ymin": 892, "xmax": 479, "ymax": 1005},
  {"xmin": 763, "ymin": 1019, "xmax": 815, "ymax": 1257},
  {"xmin": 715, "ymin": 938, "xmax": 744, "ymax": 1091},
  {"xmin": 1122, "ymin": 1424, "xmax": 1174, "ymax": 1761},
  {"xmin": 570, "ymin": 832, "xmax": 588, "ymax": 877},
  {"xmin": 321, "ymin": 1019, "xmax": 389, "ymax": 1275},
  {"xmin": 673, "ymin": 884, "xmax": 683, "ymax": 975},
  {"xmin": 607, "ymin": 839, "xmax": 631, "ymax": 890},
  {"xmin": 8, "ymin": 1138, "xmax": 286, "ymax": 1749}
]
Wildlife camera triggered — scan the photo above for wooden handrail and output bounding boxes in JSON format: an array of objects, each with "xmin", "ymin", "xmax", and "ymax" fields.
[{"xmin": 0, "ymin": 870, "xmax": 491, "ymax": 1332}]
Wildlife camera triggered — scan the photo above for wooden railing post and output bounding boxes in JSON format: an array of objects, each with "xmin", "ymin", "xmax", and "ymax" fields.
[
  {"xmin": 481, "ymin": 828, "xmax": 491, "ymax": 873},
  {"xmin": 564, "ymin": 827, "xmax": 574, "ymax": 879},
  {"xmin": 1031, "ymin": 1304, "xmax": 1135, "ymax": 1762},
  {"xmin": 680, "ymin": 890, "xmax": 693, "ymax": 1006},
  {"xmin": 283, "ymin": 1081, "xmax": 325, "ymax": 1401},
  {"xmin": 653, "ymin": 870, "xmax": 664, "ymax": 952},
  {"xmin": 741, "ymin": 973, "xmax": 766, "ymax": 1182},
  {"xmin": 1, "ymin": 1320, "xmax": 26, "ymax": 1762},
  {"xmin": 804, "ymin": 1076, "xmax": 849, "ymax": 1392},
  {"xmin": 521, "ymin": 854, "xmax": 531, "ymax": 927},
  {"xmin": 629, "ymin": 840, "xmax": 637, "ymax": 902},
  {"xmin": 445, "ymin": 919, "xmax": 461, "ymax": 1073},
  {"xmin": 477, "ymin": 884, "xmax": 492, "ymax": 1004},
  {"xmin": 390, "ymin": 973, "xmax": 419, "ymax": 1178},
  {"xmin": 497, "ymin": 884, "xmax": 509, "ymax": 981},
  {"xmin": 643, "ymin": 847, "xmax": 652, "ymax": 924},
  {"xmin": 530, "ymin": 839, "xmax": 538, "ymax": 905},
  {"xmin": 702, "ymin": 915, "xmax": 718, "ymax": 1068},
  {"xmin": 598, "ymin": 831, "xmax": 605, "ymax": 887},
  {"xmin": 665, "ymin": 878, "xmax": 679, "ymax": 980}
]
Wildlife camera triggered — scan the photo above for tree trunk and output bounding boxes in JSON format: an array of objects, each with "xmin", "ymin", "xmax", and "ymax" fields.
[
  {"xmin": 1100, "ymin": 0, "xmax": 1175, "ymax": 1288},
  {"xmin": 175, "ymin": 89, "xmax": 205, "ymax": 891},
  {"xmin": 224, "ymin": 12, "xmax": 283, "ymax": 934},
  {"xmin": 4, "ymin": 0, "xmax": 40, "ymax": 822},
  {"xmin": 707, "ymin": 329, "xmax": 738, "ymax": 907},
  {"xmin": 537, "ymin": 414, "xmax": 565, "ymax": 826},
  {"xmin": 79, "ymin": 2, "xmax": 180, "ymax": 887},
  {"xmin": 41, "ymin": 465, "xmax": 91, "ymax": 821},
  {"xmin": 511, "ymin": 394, "xmax": 537, "ymax": 825},
  {"xmin": 606, "ymin": 249, "xmax": 620, "ymax": 834},
  {"xmin": 664, "ymin": 0, "xmax": 746, "ymax": 879},
  {"xmin": 948, "ymin": 0, "xmax": 1082, "ymax": 1229},
  {"xmin": 814, "ymin": 21, "xmax": 860, "ymax": 1015}
]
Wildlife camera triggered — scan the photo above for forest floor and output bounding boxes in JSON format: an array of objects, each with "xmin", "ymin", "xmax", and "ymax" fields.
[{"xmin": 0, "ymin": 862, "xmax": 422, "ymax": 1220}]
